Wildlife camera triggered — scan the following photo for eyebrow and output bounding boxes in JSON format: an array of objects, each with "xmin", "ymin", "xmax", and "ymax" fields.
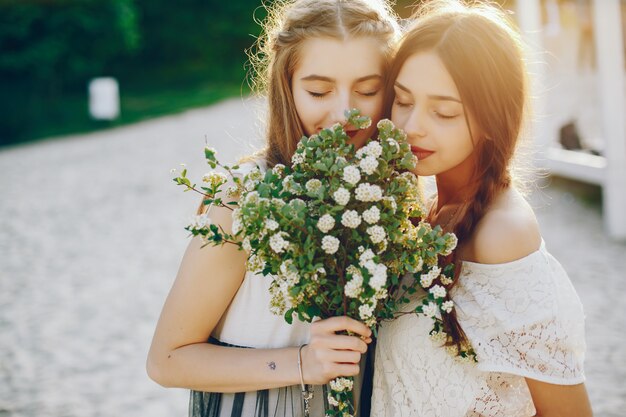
[
  {"xmin": 394, "ymin": 81, "xmax": 462, "ymax": 103},
  {"xmin": 301, "ymin": 74, "xmax": 382, "ymax": 83}
]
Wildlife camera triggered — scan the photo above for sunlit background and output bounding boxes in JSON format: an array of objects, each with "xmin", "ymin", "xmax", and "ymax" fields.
[{"xmin": 1, "ymin": 1, "xmax": 625, "ymax": 417}]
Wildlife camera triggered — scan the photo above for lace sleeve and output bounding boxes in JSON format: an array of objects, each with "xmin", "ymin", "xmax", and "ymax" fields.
[{"xmin": 453, "ymin": 244, "xmax": 586, "ymax": 385}]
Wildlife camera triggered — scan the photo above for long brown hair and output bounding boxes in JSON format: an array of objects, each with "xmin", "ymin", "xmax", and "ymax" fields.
[
  {"xmin": 388, "ymin": 0, "xmax": 529, "ymax": 348},
  {"xmin": 248, "ymin": 0, "xmax": 400, "ymax": 168}
]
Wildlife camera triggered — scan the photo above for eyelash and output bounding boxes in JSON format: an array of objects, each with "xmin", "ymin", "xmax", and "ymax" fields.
[
  {"xmin": 394, "ymin": 101, "xmax": 458, "ymax": 119},
  {"xmin": 307, "ymin": 90, "xmax": 379, "ymax": 99}
]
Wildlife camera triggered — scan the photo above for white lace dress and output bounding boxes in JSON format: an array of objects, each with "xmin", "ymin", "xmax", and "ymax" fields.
[{"xmin": 371, "ymin": 240, "xmax": 586, "ymax": 417}]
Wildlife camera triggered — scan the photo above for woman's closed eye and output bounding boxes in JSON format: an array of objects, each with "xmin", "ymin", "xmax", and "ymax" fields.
[
  {"xmin": 358, "ymin": 89, "xmax": 380, "ymax": 97},
  {"xmin": 307, "ymin": 90, "xmax": 330, "ymax": 98}
]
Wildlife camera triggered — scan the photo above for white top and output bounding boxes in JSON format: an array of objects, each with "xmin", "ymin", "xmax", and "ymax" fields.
[
  {"xmin": 212, "ymin": 159, "xmax": 312, "ymax": 349},
  {"xmin": 206, "ymin": 160, "xmax": 370, "ymax": 417},
  {"xmin": 371, "ymin": 240, "xmax": 586, "ymax": 417}
]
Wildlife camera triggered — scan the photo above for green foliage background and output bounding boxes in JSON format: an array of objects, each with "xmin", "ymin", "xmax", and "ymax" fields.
[
  {"xmin": 0, "ymin": 0, "xmax": 513, "ymax": 147},
  {"xmin": 0, "ymin": 0, "xmax": 265, "ymax": 146}
]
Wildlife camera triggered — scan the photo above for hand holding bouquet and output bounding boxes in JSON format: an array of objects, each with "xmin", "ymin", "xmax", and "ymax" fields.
[{"xmin": 173, "ymin": 110, "xmax": 464, "ymax": 417}]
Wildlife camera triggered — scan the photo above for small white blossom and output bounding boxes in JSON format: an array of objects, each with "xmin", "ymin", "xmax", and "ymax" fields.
[
  {"xmin": 330, "ymin": 377, "xmax": 354, "ymax": 392},
  {"xmin": 359, "ymin": 303, "xmax": 374, "ymax": 320},
  {"xmin": 321, "ymin": 235, "xmax": 340, "ymax": 254},
  {"xmin": 420, "ymin": 266, "xmax": 441, "ymax": 288},
  {"xmin": 363, "ymin": 141, "xmax": 383, "ymax": 159},
  {"xmin": 202, "ymin": 171, "xmax": 227, "ymax": 188},
  {"xmin": 359, "ymin": 249, "xmax": 375, "ymax": 266},
  {"xmin": 225, "ymin": 185, "xmax": 241, "ymax": 199},
  {"xmin": 366, "ymin": 225, "xmax": 386, "ymax": 244},
  {"xmin": 443, "ymin": 234, "xmax": 458, "ymax": 256},
  {"xmin": 341, "ymin": 210, "xmax": 362, "ymax": 229},
  {"xmin": 369, "ymin": 264, "xmax": 387, "ymax": 291},
  {"xmin": 442, "ymin": 300, "xmax": 454, "ymax": 313},
  {"xmin": 362, "ymin": 206, "xmax": 380, "ymax": 224},
  {"xmin": 242, "ymin": 191, "xmax": 259, "ymax": 205},
  {"xmin": 355, "ymin": 183, "xmax": 382, "ymax": 202},
  {"xmin": 317, "ymin": 214, "xmax": 335, "ymax": 233},
  {"xmin": 359, "ymin": 156, "xmax": 378, "ymax": 175},
  {"xmin": 333, "ymin": 187, "xmax": 350, "ymax": 206},
  {"xmin": 265, "ymin": 218, "xmax": 279, "ymax": 231},
  {"xmin": 291, "ymin": 152, "xmax": 305, "ymax": 165},
  {"xmin": 305, "ymin": 178, "xmax": 322, "ymax": 193},
  {"xmin": 246, "ymin": 254, "xmax": 265, "ymax": 273},
  {"xmin": 386, "ymin": 138, "xmax": 400, "ymax": 152},
  {"xmin": 231, "ymin": 209, "xmax": 243, "ymax": 234},
  {"xmin": 342, "ymin": 165, "xmax": 361, "ymax": 185},
  {"xmin": 327, "ymin": 395, "xmax": 340, "ymax": 407},
  {"xmin": 241, "ymin": 237, "xmax": 252, "ymax": 252},
  {"xmin": 422, "ymin": 302, "xmax": 438, "ymax": 318},
  {"xmin": 272, "ymin": 164, "xmax": 286, "ymax": 176},
  {"xmin": 440, "ymin": 275, "xmax": 454, "ymax": 286},
  {"xmin": 269, "ymin": 233, "xmax": 290, "ymax": 253},
  {"xmin": 344, "ymin": 273, "xmax": 363, "ymax": 298},
  {"xmin": 429, "ymin": 285, "xmax": 447, "ymax": 299},
  {"xmin": 190, "ymin": 213, "xmax": 211, "ymax": 229}
]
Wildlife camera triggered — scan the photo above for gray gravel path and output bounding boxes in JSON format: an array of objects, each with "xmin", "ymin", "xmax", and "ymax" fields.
[{"xmin": 0, "ymin": 97, "xmax": 624, "ymax": 417}]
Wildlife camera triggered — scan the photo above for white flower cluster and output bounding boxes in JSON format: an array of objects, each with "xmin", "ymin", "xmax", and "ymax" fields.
[
  {"xmin": 329, "ymin": 377, "xmax": 353, "ymax": 392},
  {"xmin": 420, "ymin": 266, "xmax": 441, "ymax": 288},
  {"xmin": 422, "ymin": 302, "xmax": 438, "ymax": 318},
  {"xmin": 342, "ymin": 165, "xmax": 361, "ymax": 185},
  {"xmin": 441, "ymin": 300, "xmax": 454, "ymax": 313},
  {"xmin": 366, "ymin": 225, "xmax": 386, "ymax": 244},
  {"xmin": 190, "ymin": 213, "xmax": 211, "ymax": 229},
  {"xmin": 246, "ymin": 254, "xmax": 265, "ymax": 273},
  {"xmin": 321, "ymin": 235, "xmax": 340, "ymax": 254},
  {"xmin": 355, "ymin": 183, "xmax": 382, "ymax": 202},
  {"xmin": 359, "ymin": 156, "xmax": 378, "ymax": 175},
  {"xmin": 265, "ymin": 218, "xmax": 279, "ymax": 231},
  {"xmin": 202, "ymin": 171, "xmax": 227, "ymax": 188},
  {"xmin": 305, "ymin": 178, "xmax": 322, "ymax": 193},
  {"xmin": 442, "ymin": 233, "xmax": 458, "ymax": 256},
  {"xmin": 359, "ymin": 303, "xmax": 374, "ymax": 321},
  {"xmin": 344, "ymin": 267, "xmax": 363, "ymax": 299},
  {"xmin": 333, "ymin": 187, "xmax": 351, "ymax": 206},
  {"xmin": 291, "ymin": 152, "xmax": 305, "ymax": 165},
  {"xmin": 327, "ymin": 394, "xmax": 340, "ymax": 407},
  {"xmin": 429, "ymin": 285, "xmax": 447, "ymax": 299},
  {"xmin": 317, "ymin": 214, "xmax": 335, "ymax": 233},
  {"xmin": 269, "ymin": 232, "xmax": 290, "ymax": 253},
  {"xmin": 362, "ymin": 206, "xmax": 380, "ymax": 224},
  {"xmin": 341, "ymin": 210, "xmax": 361, "ymax": 229}
]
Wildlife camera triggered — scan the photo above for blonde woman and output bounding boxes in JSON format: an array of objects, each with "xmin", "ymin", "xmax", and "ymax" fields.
[{"xmin": 147, "ymin": 1, "xmax": 399, "ymax": 416}]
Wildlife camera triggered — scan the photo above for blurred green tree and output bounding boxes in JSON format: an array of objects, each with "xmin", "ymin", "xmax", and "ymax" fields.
[{"xmin": 0, "ymin": 0, "xmax": 140, "ymax": 144}]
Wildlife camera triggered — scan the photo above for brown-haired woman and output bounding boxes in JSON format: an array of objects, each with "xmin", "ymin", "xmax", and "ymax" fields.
[
  {"xmin": 146, "ymin": 1, "xmax": 399, "ymax": 416},
  {"xmin": 372, "ymin": 1, "xmax": 593, "ymax": 416}
]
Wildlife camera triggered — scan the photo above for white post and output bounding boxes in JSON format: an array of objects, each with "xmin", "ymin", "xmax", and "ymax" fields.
[
  {"xmin": 89, "ymin": 77, "xmax": 120, "ymax": 120},
  {"xmin": 515, "ymin": 0, "xmax": 548, "ymax": 150},
  {"xmin": 592, "ymin": 0, "xmax": 626, "ymax": 239}
]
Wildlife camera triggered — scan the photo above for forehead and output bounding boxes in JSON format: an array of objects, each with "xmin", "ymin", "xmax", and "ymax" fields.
[
  {"xmin": 395, "ymin": 51, "xmax": 459, "ymax": 98},
  {"xmin": 294, "ymin": 37, "xmax": 385, "ymax": 80}
]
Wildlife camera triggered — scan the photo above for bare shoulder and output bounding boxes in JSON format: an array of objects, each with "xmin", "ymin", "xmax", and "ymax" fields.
[{"xmin": 470, "ymin": 188, "xmax": 542, "ymax": 264}]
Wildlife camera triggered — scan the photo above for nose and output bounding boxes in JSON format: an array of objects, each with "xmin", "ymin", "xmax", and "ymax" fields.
[
  {"xmin": 403, "ymin": 108, "xmax": 427, "ymax": 139},
  {"xmin": 328, "ymin": 90, "xmax": 352, "ymax": 127}
]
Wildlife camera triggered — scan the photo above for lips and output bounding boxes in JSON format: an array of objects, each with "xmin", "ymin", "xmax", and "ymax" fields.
[
  {"xmin": 345, "ymin": 130, "xmax": 359, "ymax": 139},
  {"xmin": 410, "ymin": 145, "xmax": 434, "ymax": 160}
]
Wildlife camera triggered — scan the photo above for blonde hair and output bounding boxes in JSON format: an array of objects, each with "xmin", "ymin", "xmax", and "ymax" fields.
[
  {"xmin": 388, "ymin": 0, "xmax": 529, "ymax": 349},
  {"xmin": 248, "ymin": 0, "xmax": 400, "ymax": 167}
]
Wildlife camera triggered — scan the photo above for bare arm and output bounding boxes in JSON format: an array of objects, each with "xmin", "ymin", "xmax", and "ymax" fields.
[
  {"xmin": 526, "ymin": 379, "xmax": 593, "ymax": 417},
  {"xmin": 146, "ymin": 204, "xmax": 371, "ymax": 393}
]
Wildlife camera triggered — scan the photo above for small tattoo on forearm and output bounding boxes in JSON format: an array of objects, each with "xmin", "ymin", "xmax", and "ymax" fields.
[{"xmin": 267, "ymin": 361, "xmax": 276, "ymax": 370}]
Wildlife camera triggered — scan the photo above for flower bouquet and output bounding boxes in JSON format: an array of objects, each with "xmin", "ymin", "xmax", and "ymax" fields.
[{"xmin": 173, "ymin": 110, "xmax": 461, "ymax": 417}]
